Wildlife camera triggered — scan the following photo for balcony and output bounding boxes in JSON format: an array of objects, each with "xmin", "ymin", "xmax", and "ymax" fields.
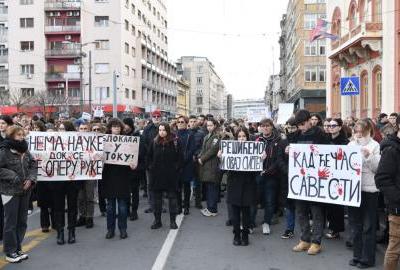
[
  {"xmin": 44, "ymin": 0, "xmax": 81, "ymax": 10},
  {"xmin": 45, "ymin": 72, "xmax": 80, "ymax": 82},
  {"xmin": 0, "ymin": 55, "xmax": 8, "ymax": 64},
  {"xmin": 45, "ymin": 48, "xmax": 80, "ymax": 58},
  {"xmin": 0, "ymin": 31, "xmax": 7, "ymax": 43},
  {"xmin": 45, "ymin": 24, "xmax": 80, "ymax": 34},
  {"xmin": 0, "ymin": 70, "xmax": 8, "ymax": 85}
]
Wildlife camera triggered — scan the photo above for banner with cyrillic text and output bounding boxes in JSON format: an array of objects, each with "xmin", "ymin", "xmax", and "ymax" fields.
[
  {"xmin": 28, "ymin": 132, "xmax": 103, "ymax": 181},
  {"xmin": 220, "ymin": 141, "xmax": 265, "ymax": 171},
  {"xmin": 103, "ymin": 135, "xmax": 139, "ymax": 166},
  {"xmin": 288, "ymin": 144, "xmax": 362, "ymax": 207}
]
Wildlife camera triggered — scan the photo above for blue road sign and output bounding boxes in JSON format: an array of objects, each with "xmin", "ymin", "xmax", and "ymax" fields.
[{"xmin": 340, "ymin": 76, "xmax": 360, "ymax": 96}]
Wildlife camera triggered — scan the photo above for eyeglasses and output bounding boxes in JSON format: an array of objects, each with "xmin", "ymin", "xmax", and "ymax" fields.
[
  {"xmin": 153, "ymin": 116, "xmax": 161, "ymax": 119},
  {"xmin": 177, "ymin": 121, "xmax": 186, "ymax": 124},
  {"xmin": 92, "ymin": 128, "xmax": 100, "ymax": 132},
  {"xmin": 328, "ymin": 124, "xmax": 339, "ymax": 128}
]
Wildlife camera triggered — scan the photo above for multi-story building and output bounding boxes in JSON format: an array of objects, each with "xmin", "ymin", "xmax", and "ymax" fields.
[
  {"xmin": 7, "ymin": 0, "xmax": 177, "ymax": 117},
  {"xmin": 226, "ymin": 94, "xmax": 233, "ymax": 120},
  {"xmin": 326, "ymin": 0, "xmax": 387, "ymax": 119},
  {"xmin": 280, "ymin": 0, "xmax": 327, "ymax": 117},
  {"xmin": 265, "ymin": 74, "xmax": 281, "ymax": 117},
  {"xmin": 233, "ymin": 98, "xmax": 266, "ymax": 120},
  {"xmin": 176, "ymin": 77, "xmax": 190, "ymax": 116},
  {"xmin": 0, "ymin": 0, "xmax": 7, "ymax": 104},
  {"xmin": 177, "ymin": 56, "xmax": 226, "ymax": 116}
]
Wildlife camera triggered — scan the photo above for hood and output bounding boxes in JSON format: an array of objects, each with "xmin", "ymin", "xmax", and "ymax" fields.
[{"xmin": 380, "ymin": 134, "xmax": 400, "ymax": 152}]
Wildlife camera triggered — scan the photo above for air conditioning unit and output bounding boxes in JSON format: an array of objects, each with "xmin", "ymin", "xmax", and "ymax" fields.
[
  {"xmin": 58, "ymin": 83, "xmax": 65, "ymax": 88},
  {"xmin": 26, "ymin": 74, "xmax": 32, "ymax": 79},
  {"xmin": 65, "ymin": 35, "xmax": 72, "ymax": 40}
]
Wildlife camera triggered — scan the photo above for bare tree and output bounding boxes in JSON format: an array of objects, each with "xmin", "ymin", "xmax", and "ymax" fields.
[
  {"xmin": 33, "ymin": 90, "xmax": 68, "ymax": 118},
  {"xmin": 9, "ymin": 88, "xmax": 33, "ymax": 111}
]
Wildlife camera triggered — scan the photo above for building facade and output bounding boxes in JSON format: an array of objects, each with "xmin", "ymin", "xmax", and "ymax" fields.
[
  {"xmin": 327, "ymin": 0, "xmax": 385, "ymax": 118},
  {"xmin": 0, "ymin": 0, "xmax": 7, "ymax": 105},
  {"xmin": 280, "ymin": 0, "xmax": 327, "ymax": 117},
  {"xmin": 233, "ymin": 98, "xmax": 266, "ymax": 120},
  {"xmin": 177, "ymin": 56, "xmax": 226, "ymax": 117},
  {"xmin": 176, "ymin": 77, "xmax": 190, "ymax": 116},
  {"xmin": 265, "ymin": 74, "xmax": 281, "ymax": 116},
  {"xmin": 6, "ymin": 0, "xmax": 177, "ymax": 117}
]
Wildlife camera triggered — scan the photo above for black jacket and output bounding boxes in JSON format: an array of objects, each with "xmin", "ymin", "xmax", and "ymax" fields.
[
  {"xmin": 0, "ymin": 144, "xmax": 37, "ymax": 196},
  {"xmin": 147, "ymin": 139, "xmax": 182, "ymax": 191},
  {"xmin": 330, "ymin": 130, "xmax": 350, "ymax": 145},
  {"xmin": 375, "ymin": 134, "xmax": 400, "ymax": 209},
  {"xmin": 101, "ymin": 163, "xmax": 132, "ymax": 199},
  {"xmin": 143, "ymin": 122, "xmax": 159, "ymax": 153},
  {"xmin": 226, "ymin": 171, "xmax": 257, "ymax": 207},
  {"xmin": 256, "ymin": 130, "xmax": 283, "ymax": 177},
  {"xmin": 293, "ymin": 126, "xmax": 330, "ymax": 145}
]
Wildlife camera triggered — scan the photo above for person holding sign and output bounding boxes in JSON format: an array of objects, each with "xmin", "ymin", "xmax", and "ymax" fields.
[
  {"xmin": 0, "ymin": 125, "xmax": 36, "ymax": 263},
  {"xmin": 102, "ymin": 119, "xmax": 135, "ymax": 240},
  {"xmin": 198, "ymin": 119, "xmax": 221, "ymax": 217},
  {"xmin": 348, "ymin": 119, "xmax": 381, "ymax": 268},
  {"xmin": 146, "ymin": 123, "xmax": 182, "ymax": 230},
  {"xmin": 218, "ymin": 127, "xmax": 258, "ymax": 246}
]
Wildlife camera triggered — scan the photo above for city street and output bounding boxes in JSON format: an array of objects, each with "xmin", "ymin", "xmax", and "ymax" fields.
[{"xmin": 0, "ymin": 195, "xmax": 385, "ymax": 270}]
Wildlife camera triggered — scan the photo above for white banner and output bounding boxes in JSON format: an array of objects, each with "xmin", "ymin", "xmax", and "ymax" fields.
[
  {"xmin": 277, "ymin": 103, "xmax": 294, "ymax": 125},
  {"xmin": 246, "ymin": 108, "xmax": 269, "ymax": 123},
  {"xmin": 220, "ymin": 140, "xmax": 265, "ymax": 171},
  {"xmin": 288, "ymin": 144, "xmax": 362, "ymax": 207},
  {"xmin": 27, "ymin": 132, "xmax": 103, "ymax": 181},
  {"xmin": 103, "ymin": 135, "xmax": 140, "ymax": 166}
]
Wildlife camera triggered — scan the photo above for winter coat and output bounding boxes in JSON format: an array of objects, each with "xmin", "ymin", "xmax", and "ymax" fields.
[
  {"xmin": 147, "ymin": 139, "xmax": 182, "ymax": 191},
  {"xmin": 101, "ymin": 163, "xmax": 132, "ymax": 199},
  {"xmin": 375, "ymin": 134, "xmax": 400, "ymax": 209},
  {"xmin": 143, "ymin": 122, "xmax": 159, "ymax": 153},
  {"xmin": 293, "ymin": 126, "xmax": 330, "ymax": 145},
  {"xmin": 256, "ymin": 130, "xmax": 283, "ymax": 177},
  {"xmin": 226, "ymin": 171, "xmax": 257, "ymax": 207},
  {"xmin": 0, "ymin": 145, "xmax": 37, "ymax": 196},
  {"xmin": 331, "ymin": 131, "xmax": 350, "ymax": 145},
  {"xmin": 381, "ymin": 123, "xmax": 398, "ymax": 138},
  {"xmin": 177, "ymin": 129, "xmax": 196, "ymax": 183},
  {"xmin": 191, "ymin": 127, "xmax": 206, "ymax": 157},
  {"xmin": 348, "ymin": 136, "xmax": 380, "ymax": 193},
  {"xmin": 199, "ymin": 132, "xmax": 221, "ymax": 184}
]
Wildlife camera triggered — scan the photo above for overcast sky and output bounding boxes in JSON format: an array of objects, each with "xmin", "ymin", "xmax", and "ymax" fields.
[{"xmin": 167, "ymin": 0, "xmax": 288, "ymax": 100}]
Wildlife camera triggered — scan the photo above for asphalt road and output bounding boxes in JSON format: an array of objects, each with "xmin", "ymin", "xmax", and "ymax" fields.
[{"xmin": 0, "ymin": 193, "xmax": 387, "ymax": 270}]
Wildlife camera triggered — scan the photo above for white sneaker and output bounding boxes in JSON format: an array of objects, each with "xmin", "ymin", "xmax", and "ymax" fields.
[
  {"xmin": 262, "ymin": 223, "xmax": 270, "ymax": 235},
  {"xmin": 249, "ymin": 228, "xmax": 254, "ymax": 234},
  {"xmin": 28, "ymin": 210, "xmax": 32, "ymax": 215},
  {"xmin": 201, "ymin": 208, "xmax": 217, "ymax": 217}
]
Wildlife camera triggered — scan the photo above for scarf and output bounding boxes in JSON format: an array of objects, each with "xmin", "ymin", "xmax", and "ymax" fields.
[{"xmin": 2, "ymin": 138, "xmax": 28, "ymax": 154}]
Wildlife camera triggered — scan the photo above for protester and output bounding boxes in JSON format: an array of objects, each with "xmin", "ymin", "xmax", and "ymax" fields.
[
  {"xmin": 51, "ymin": 121, "xmax": 81, "ymax": 245},
  {"xmin": 348, "ymin": 119, "xmax": 381, "ymax": 268},
  {"xmin": 325, "ymin": 118, "xmax": 349, "ymax": 240},
  {"xmin": 291, "ymin": 109, "xmax": 330, "ymax": 255},
  {"xmin": 323, "ymin": 118, "xmax": 332, "ymax": 134},
  {"xmin": 381, "ymin": 113, "xmax": 398, "ymax": 137},
  {"xmin": 146, "ymin": 123, "xmax": 182, "ymax": 229},
  {"xmin": 198, "ymin": 118, "xmax": 221, "ymax": 217},
  {"xmin": 375, "ymin": 115, "xmax": 400, "ymax": 270},
  {"xmin": 377, "ymin": 113, "xmax": 388, "ymax": 130},
  {"xmin": 102, "ymin": 118, "xmax": 135, "ymax": 239},
  {"xmin": 310, "ymin": 113, "xmax": 323, "ymax": 128},
  {"xmin": 0, "ymin": 125, "xmax": 36, "ymax": 263},
  {"xmin": 219, "ymin": 127, "xmax": 257, "ymax": 246}
]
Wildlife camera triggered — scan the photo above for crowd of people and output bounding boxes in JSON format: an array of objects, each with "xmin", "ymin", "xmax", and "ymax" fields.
[{"xmin": 0, "ymin": 109, "xmax": 400, "ymax": 269}]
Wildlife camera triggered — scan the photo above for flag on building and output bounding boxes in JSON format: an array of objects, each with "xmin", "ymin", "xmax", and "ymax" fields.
[{"xmin": 309, "ymin": 18, "xmax": 338, "ymax": 42}]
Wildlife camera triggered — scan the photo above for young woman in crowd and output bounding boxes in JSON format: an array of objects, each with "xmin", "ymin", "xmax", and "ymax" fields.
[
  {"xmin": 310, "ymin": 113, "xmax": 323, "ymax": 128},
  {"xmin": 147, "ymin": 123, "xmax": 182, "ymax": 229},
  {"xmin": 323, "ymin": 118, "xmax": 332, "ymax": 134},
  {"xmin": 348, "ymin": 119, "xmax": 381, "ymax": 268},
  {"xmin": 325, "ymin": 118, "xmax": 349, "ymax": 240},
  {"xmin": 0, "ymin": 125, "xmax": 36, "ymax": 263},
  {"xmin": 219, "ymin": 127, "xmax": 257, "ymax": 246},
  {"xmin": 102, "ymin": 118, "xmax": 135, "ymax": 239},
  {"xmin": 198, "ymin": 119, "xmax": 221, "ymax": 217},
  {"xmin": 51, "ymin": 121, "xmax": 81, "ymax": 245}
]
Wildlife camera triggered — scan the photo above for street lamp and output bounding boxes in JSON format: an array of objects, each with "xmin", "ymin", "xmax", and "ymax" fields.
[{"xmin": 79, "ymin": 41, "xmax": 98, "ymax": 114}]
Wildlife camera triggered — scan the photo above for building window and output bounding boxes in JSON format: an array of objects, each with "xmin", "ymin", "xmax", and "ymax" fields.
[
  {"xmin": 305, "ymin": 66, "xmax": 317, "ymax": 82},
  {"xmin": 124, "ymin": 65, "xmax": 129, "ymax": 76},
  {"xmin": 21, "ymin": 64, "xmax": 34, "ymax": 75},
  {"xmin": 304, "ymin": 41, "xmax": 317, "ymax": 56},
  {"xmin": 125, "ymin": 0, "xmax": 129, "ymax": 8},
  {"xmin": 318, "ymin": 39, "xmax": 326, "ymax": 55},
  {"xmin": 20, "ymin": 0, "xmax": 34, "ymax": 5},
  {"xmin": 373, "ymin": 67, "xmax": 382, "ymax": 115},
  {"xmin": 197, "ymin": 107, "xmax": 202, "ymax": 113},
  {"xmin": 20, "ymin": 41, "xmax": 34, "ymax": 51},
  {"xmin": 304, "ymin": 14, "xmax": 326, "ymax": 29},
  {"xmin": 95, "ymin": 40, "xmax": 110, "ymax": 50},
  {"xmin": 124, "ymin": 19, "xmax": 129, "ymax": 30},
  {"xmin": 95, "ymin": 63, "xmax": 109, "ymax": 74},
  {"xmin": 21, "ymin": 88, "xmax": 34, "ymax": 97},
  {"xmin": 125, "ymin": 88, "xmax": 129, "ymax": 99},
  {"xmin": 197, "ymin": 65, "xmax": 203, "ymax": 73},
  {"xmin": 373, "ymin": 0, "xmax": 382, "ymax": 22},
  {"xmin": 349, "ymin": 3, "xmax": 357, "ymax": 30},
  {"xmin": 95, "ymin": 87, "xmax": 110, "ymax": 99},
  {"xmin": 94, "ymin": 16, "xmax": 109, "ymax": 27},
  {"xmin": 124, "ymin": 42, "xmax": 129, "ymax": 54},
  {"xmin": 131, "ymin": 4, "xmax": 135, "ymax": 14},
  {"xmin": 319, "ymin": 66, "xmax": 326, "ymax": 82},
  {"xmin": 360, "ymin": 71, "xmax": 368, "ymax": 116},
  {"xmin": 20, "ymin": 18, "xmax": 34, "ymax": 28},
  {"xmin": 132, "ymin": 68, "xmax": 136, "ymax": 78},
  {"xmin": 131, "ymin": 47, "xmax": 136, "ymax": 57},
  {"xmin": 131, "ymin": 25, "xmax": 136, "ymax": 36},
  {"xmin": 131, "ymin": 90, "xmax": 136, "ymax": 99},
  {"xmin": 196, "ymin": 97, "xmax": 203, "ymax": 105},
  {"xmin": 351, "ymin": 96, "xmax": 357, "ymax": 115},
  {"xmin": 196, "ymin": 77, "xmax": 203, "ymax": 85}
]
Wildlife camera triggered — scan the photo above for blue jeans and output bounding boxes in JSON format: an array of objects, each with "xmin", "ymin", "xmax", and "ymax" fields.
[
  {"xmin": 286, "ymin": 207, "xmax": 295, "ymax": 231},
  {"xmin": 106, "ymin": 198, "xmax": 128, "ymax": 232},
  {"xmin": 263, "ymin": 177, "xmax": 278, "ymax": 224},
  {"xmin": 206, "ymin": 182, "xmax": 219, "ymax": 213}
]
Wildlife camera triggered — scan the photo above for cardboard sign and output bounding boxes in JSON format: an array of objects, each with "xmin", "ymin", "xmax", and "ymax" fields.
[
  {"xmin": 277, "ymin": 103, "xmax": 294, "ymax": 125},
  {"xmin": 288, "ymin": 144, "xmax": 362, "ymax": 207},
  {"xmin": 247, "ymin": 108, "xmax": 270, "ymax": 123},
  {"xmin": 220, "ymin": 141, "xmax": 265, "ymax": 171},
  {"xmin": 103, "ymin": 135, "xmax": 140, "ymax": 166},
  {"xmin": 28, "ymin": 132, "xmax": 103, "ymax": 181},
  {"xmin": 81, "ymin": 112, "xmax": 92, "ymax": 121}
]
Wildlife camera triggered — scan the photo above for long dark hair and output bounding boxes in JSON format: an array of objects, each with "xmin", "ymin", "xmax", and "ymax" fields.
[
  {"xmin": 105, "ymin": 118, "xmax": 125, "ymax": 135},
  {"xmin": 234, "ymin": 127, "xmax": 250, "ymax": 141},
  {"xmin": 62, "ymin": 121, "xmax": 76, "ymax": 132},
  {"xmin": 154, "ymin": 122, "xmax": 174, "ymax": 144}
]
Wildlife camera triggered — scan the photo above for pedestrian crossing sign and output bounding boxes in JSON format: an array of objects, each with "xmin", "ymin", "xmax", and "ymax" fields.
[{"xmin": 340, "ymin": 77, "xmax": 360, "ymax": 96}]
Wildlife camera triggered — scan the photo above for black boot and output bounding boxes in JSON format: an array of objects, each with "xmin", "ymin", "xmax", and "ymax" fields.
[
  {"xmin": 57, "ymin": 229, "xmax": 65, "ymax": 245},
  {"xmin": 76, "ymin": 216, "xmax": 85, "ymax": 227},
  {"xmin": 241, "ymin": 230, "xmax": 249, "ymax": 246},
  {"xmin": 68, "ymin": 228, "xmax": 76, "ymax": 244},
  {"xmin": 170, "ymin": 215, "xmax": 178, "ymax": 230},
  {"xmin": 85, "ymin": 217, "xmax": 94, "ymax": 229},
  {"xmin": 130, "ymin": 211, "xmax": 138, "ymax": 221},
  {"xmin": 233, "ymin": 231, "xmax": 241, "ymax": 246},
  {"xmin": 151, "ymin": 213, "xmax": 162, "ymax": 229}
]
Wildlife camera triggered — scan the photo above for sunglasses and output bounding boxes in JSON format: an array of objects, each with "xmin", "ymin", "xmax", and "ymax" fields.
[{"xmin": 328, "ymin": 124, "xmax": 339, "ymax": 128}]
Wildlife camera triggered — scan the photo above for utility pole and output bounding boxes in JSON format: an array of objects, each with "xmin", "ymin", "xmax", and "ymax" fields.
[
  {"xmin": 79, "ymin": 45, "xmax": 84, "ymax": 113},
  {"xmin": 112, "ymin": 71, "xmax": 117, "ymax": 118},
  {"xmin": 88, "ymin": 50, "xmax": 92, "ymax": 112}
]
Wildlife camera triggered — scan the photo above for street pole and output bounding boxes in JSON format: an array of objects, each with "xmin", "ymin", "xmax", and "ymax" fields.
[
  {"xmin": 112, "ymin": 71, "xmax": 117, "ymax": 118},
  {"xmin": 88, "ymin": 50, "xmax": 92, "ymax": 112},
  {"xmin": 65, "ymin": 77, "xmax": 69, "ymax": 116},
  {"xmin": 79, "ymin": 45, "xmax": 84, "ymax": 114}
]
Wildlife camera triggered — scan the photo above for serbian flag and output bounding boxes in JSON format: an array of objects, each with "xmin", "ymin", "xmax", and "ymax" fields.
[{"xmin": 309, "ymin": 19, "xmax": 338, "ymax": 42}]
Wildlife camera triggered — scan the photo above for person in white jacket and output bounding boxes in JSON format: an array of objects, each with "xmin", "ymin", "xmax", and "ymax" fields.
[{"xmin": 347, "ymin": 119, "xmax": 381, "ymax": 269}]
